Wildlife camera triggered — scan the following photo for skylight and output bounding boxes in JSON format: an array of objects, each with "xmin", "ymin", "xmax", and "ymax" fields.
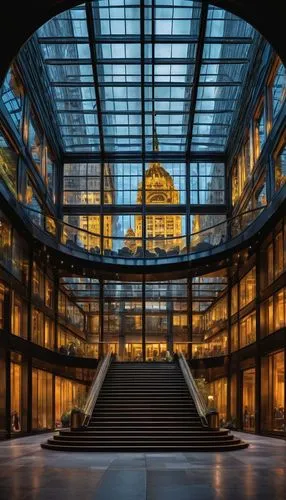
[{"xmin": 36, "ymin": 0, "xmax": 257, "ymax": 154}]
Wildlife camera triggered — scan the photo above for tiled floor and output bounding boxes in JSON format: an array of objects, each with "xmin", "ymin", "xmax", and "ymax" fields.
[{"xmin": 0, "ymin": 432, "xmax": 285, "ymax": 499}]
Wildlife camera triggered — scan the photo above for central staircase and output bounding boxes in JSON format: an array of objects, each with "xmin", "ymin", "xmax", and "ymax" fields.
[{"xmin": 42, "ymin": 361, "xmax": 248, "ymax": 451}]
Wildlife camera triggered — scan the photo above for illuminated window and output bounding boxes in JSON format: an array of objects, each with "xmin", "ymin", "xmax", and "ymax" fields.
[
  {"xmin": 254, "ymin": 102, "xmax": 265, "ymax": 161},
  {"xmin": 0, "ymin": 129, "xmax": 18, "ymax": 195},
  {"xmin": 240, "ymin": 267, "xmax": 256, "ymax": 309},
  {"xmin": 11, "ymin": 293, "xmax": 28, "ymax": 339},
  {"xmin": 240, "ymin": 311, "xmax": 256, "ymax": 348},
  {"xmin": 242, "ymin": 368, "xmax": 255, "ymax": 432},
  {"xmin": 274, "ymin": 232, "xmax": 284, "ymax": 278},
  {"xmin": 10, "ymin": 353, "xmax": 22, "ymax": 433},
  {"xmin": 231, "ymin": 323, "xmax": 238, "ymax": 352},
  {"xmin": 274, "ymin": 142, "xmax": 286, "ymax": 192},
  {"xmin": 261, "ymin": 351, "xmax": 285, "ymax": 433},
  {"xmin": 32, "ymin": 308, "xmax": 44, "ymax": 346},
  {"xmin": 32, "ymin": 368, "xmax": 53, "ymax": 430},
  {"xmin": 32, "ymin": 263, "xmax": 45, "ymax": 300}
]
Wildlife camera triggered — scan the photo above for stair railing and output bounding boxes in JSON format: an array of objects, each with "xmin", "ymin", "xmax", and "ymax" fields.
[
  {"xmin": 178, "ymin": 352, "xmax": 208, "ymax": 427},
  {"xmin": 82, "ymin": 351, "xmax": 113, "ymax": 427}
]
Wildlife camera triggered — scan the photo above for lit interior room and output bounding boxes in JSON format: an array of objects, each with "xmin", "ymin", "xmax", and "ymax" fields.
[{"xmin": 0, "ymin": 0, "xmax": 285, "ymax": 498}]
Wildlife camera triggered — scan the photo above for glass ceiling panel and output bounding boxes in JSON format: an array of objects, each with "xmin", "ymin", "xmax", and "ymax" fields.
[
  {"xmin": 191, "ymin": 5, "xmax": 256, "ymax": 152},
  {"xmin": 35, "ymin": 0, "xmax": 259, "ymax": 154}
]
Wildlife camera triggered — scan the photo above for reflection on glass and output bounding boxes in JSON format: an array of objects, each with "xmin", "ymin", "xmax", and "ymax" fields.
[
  {"xmin": 0, "ymin": 130, "xmax": 18, "ymax": 195},
  {"xmin": 272, "ymin": 63, "xmax": 285, "ymax": 121},
  {"xmin": 261, "ymin": 288, "xmax": 285, "ymax": 337},
  {"xmin": 240, "ymin": 311, "xmax": 256, "ymax": 348},
  {"xmin": 55, "ymin": 376, "xmax": 87, "ymax": 427},
  {"xmin": 190, "ymin": 214, "xmax": 226, "ymax": 251},
  {"xmin": 28, "ymin": 107, "xmax": 43, "ymax": 173},
  {"xmin": 190, "ymin": 163, "xmax": 225, "ymax": 204},
  {"xmin": 0, "ymin": 66, "xmax": 24, "ymax": 131},
  {"xmin": 11, "ymin": 354, "xmax": 22, "ymax": 433},
  {"xmin": 11, "ymin": 293, "xmax": 27, "ymax": 339},
  {"xmin": 32, "ymin": 369, "xmax": 53, "ymax": 430},
  {"xmin": 207, "ymin": 377, "xmax": 227, "ymax": 424},
  {"xmin": 243, "ymin": 368, "xmax": 255, "ymax": 432},
  {"xmin": 240, "ymin": 267, "xmax": 256, "ymax": 309},
  {"xmin": 261, "ymin": 351, "xmax": 285, "ymax": 433},
  {"xmin": 274, "ymin": 143, "xmax": 286, "ymax": 191}
]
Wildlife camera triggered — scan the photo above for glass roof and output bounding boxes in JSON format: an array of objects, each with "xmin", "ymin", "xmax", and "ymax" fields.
[{"xmin": 35, "ymin": 0, "xmax": 257, "ymax": 154}]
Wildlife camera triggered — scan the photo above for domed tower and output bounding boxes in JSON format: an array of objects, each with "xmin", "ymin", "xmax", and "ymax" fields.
[
  {"xmin": 135, "ymin": 123, "xmax": 182, "ymax": 252},
  {"xmin": 124, "ymin": 227, "xmax": 137, "ymax": 253}
]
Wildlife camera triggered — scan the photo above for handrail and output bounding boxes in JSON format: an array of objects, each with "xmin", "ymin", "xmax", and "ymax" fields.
[
  {"xmin": 21, "ymin": 202, "xmax": 264, "ymax": 242},
  {"xmin": 178, "ymin": 352, "xmax": 208, "ymax": 427},
  {"xmin": 82, "ymin": 351, "xmax": 112, "ymax": 427},
  {"xmin": 21, "ymin": 202, "xmax": 265, "ymax": 260}
]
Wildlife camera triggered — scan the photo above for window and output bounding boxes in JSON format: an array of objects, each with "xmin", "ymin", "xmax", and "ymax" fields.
[
  {"xmin": 55, "ymin": 376, "xmax": 87, "ymax": 426},
  {"xmin": 240, "ymin": 267, "xmax": 256, "ymax": 309},
  {"xmin": 231, "ymin": 323, "xmax": 238, "ymax": 352},
  {"xmin": 274, "ymin": 232, "xmax": 284, "ymax": 278},
  {"xmin": 45, "ymin": 278, "xmax": 53, "ymax": 309},
  {"xmin": 32, "ymin": 369, "xmax": 53, "ymax": 430},
  {"xmin": 261, "ymin": 351, "xmax": 285, "ymax": 433},
  {"xmin": 240, "ymin": 311, "xmax": 256, "ymax": 348},
  {"xmin": 190, "ymin": 162, "xmax": 225, "ymax": 204},
  {"xmin": 32, "ymin": 263, "xmax": 45, "ymax": 301},
  {"xmin": 11, "ymin": 293, "xmax": 28, "ymax": 339},
  {"xmin": 0, "ymin": 129, "xmax": 18, "ymax": 195},
  {"xmin": 230, "ymin": 374, "xmax": 237, "ymax": 421},
  {"xmin": 254, "ymin": 102, "xmax": 265, "ymax": 160},
  {"xmin": 32, "ymin": 308, "xmax": 44, "ymax": 346},
  {"xmin": 28, "ymin": 107, "xmax": 44, "ymax": 175},
  {"xmin": 44, "ymin": 317, "xmax": 55, "ymax": 350},
  {"xmin": 11, "ymin": 230, "xmax": 29, "ymax": 285},
  {"xmin": 11, "ymin": 354, "xmax": 22, "ymax": 433},
  {"xmin": 0, "ymin": 66, "xmax": 24, "ymax": 131},
  {"xmin": 25, "ymin": 177, "xmax": 44, "ymax": 228},
  {"xmin": 63, "ymin": 215, "xmax": 101, "ymax": 253},
  {"xmin": 231, "ymin": 284, "xmax": 238, "ymax": 315},
  {"xmin": 243, "ymin": 368, "xmax": 255, "ymax": 432},
  {"xmin": 274, "ymin": 142, "xmax": 286, "ymax": 192},
  {"xmin": 46, "ymin": 148, "xmax": 56, "ymax": 201},
  {"xmin": 104, "ymin": 163, "xmax": 142, "ymax": 205},
  {"xmin": 261, "ymin": 288, "xmax": 286, "ymax": 337},
  {"xmin": 63, "ymin": 163, "xmax": 101, "ymax": 205},
  {"xmin": 0, "ymin": 211, "xmax": 11, "ymax": 268},
  {"xmin": 272, "ymin": 63, "xmax": 286, "ymax": 121},
  {"xmin": 207, "ymin": 378, "xmax": 227, "ymax": 424}
]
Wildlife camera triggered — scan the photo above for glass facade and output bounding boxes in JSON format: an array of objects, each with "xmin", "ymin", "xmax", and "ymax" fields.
[
  {"xmin": 261, "ymin": 351, "xmax": 285, "ymax": 434},
  {"xmin": 32, "ymin": 369, "xmax": 53, "ymax": 430},
  {"xmin": 0, "ymin": 0, "xmax": 285, "ymax": 443},
  {"xmin": 35, "ymin": 2, "xmax": 256, "ymax": 154},
  {"xmin": 243, "ymin": 368, "xmax": 256, "ymax": 432}
]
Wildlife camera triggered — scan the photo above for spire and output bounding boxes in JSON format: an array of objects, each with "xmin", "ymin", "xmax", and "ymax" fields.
[{"xmin": 153, "ymin": 114, "xmax": 159, "ymax": 152}]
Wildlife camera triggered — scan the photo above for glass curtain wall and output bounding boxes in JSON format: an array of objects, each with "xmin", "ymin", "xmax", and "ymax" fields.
[
  {"xmin": 261, "ymin": 351, "xmax": 285, "ymax": 434},
  {"xmin": 32, "ymin": 369, "xmax": 53, "ymax": 430},
  {"xmin": 242, "ymin": 368, "xmax": 256, "ymax": 432},
  {"xmin": 10, "ymin": 353, "xmax": 22, "ymax": 433}
]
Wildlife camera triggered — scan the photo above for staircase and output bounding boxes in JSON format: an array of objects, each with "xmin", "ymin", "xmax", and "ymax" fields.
[{"xmin": 42, "ymin": 362, "xmax": 247, "ymax": 451}]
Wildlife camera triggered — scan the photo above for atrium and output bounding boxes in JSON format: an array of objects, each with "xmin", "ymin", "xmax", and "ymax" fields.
[{"xmin": 0, "ymin": 0, "xmax": 285, "ymax": 497}]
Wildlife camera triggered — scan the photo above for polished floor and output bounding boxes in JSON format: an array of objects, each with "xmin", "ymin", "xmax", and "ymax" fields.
[{"xmin": 0, "ymin": 432, "xmax": 285, "ymax": 499}]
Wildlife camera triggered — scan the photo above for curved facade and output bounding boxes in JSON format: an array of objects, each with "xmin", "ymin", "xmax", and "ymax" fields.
[{"xmin": 0, "ymin": 0, "xmax": 285, "ymax": 440}]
